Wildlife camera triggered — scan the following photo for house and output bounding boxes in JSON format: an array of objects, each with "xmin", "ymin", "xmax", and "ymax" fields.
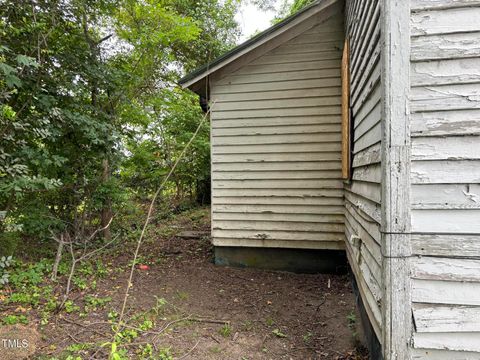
[{"xmin": 179, "ymin": 0, "xmax": 480, "ymax": 359}]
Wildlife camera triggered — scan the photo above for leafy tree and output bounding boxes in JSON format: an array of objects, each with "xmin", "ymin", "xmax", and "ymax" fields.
[{"xmin": 0, "ymin": 0, "xmax": 240, "ymax": 253}]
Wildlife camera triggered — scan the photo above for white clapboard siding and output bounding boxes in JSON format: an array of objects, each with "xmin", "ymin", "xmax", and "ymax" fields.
[
  {"xmin": 412, "ymin": 58, "xmax": 480, "ymax": 86},
  {"xmin": 412, "ymin": 136, "xmax": 480, "ymax": 160},
  {"xmin": 212, "ymin": 115, "xmax": 341, "ymax": 128},
  {"xmin": 411, "ymin": 7, "xmax": 480, "ymax": 36},
  {"xmin": 413, "ymin": 279, "xmax": 480, "ymax": 306},
  {"xmin": 213, "ymin": 86, "xmax": 341, "ymax": 102},
  {"xmin": 212, "ymin": 123, "xmax": 341, "ymax": 136},
  {"xmin": 412, "ymin": 256, "xmax": 480, "ymax": 283},
  {"xmin": 209, "ymin": 12, "xmax": 344, "ymax": 250},
  {"xmin": 412, "ymin": 184, "xmax": 480, "ymax": 210},
  {"xmin": 411, "ymin": 0, "xmax": 480, "ymax": 11},
  {"xmin": 212, "ymin": 77, "xmax": 342, "ymax": 94},
  {"xmin": 411, "ymin": 109, "xmax": 480, "ymax": 137},
  {"xmin": 411, "ymin": 83, "xmax": 480, "ymax": 113},
  {"xmin": 411, "ymin": 234, "xmax": 480, "ymax": 257},
  {"xmin": 413, "ymin": 348, "xmax": 480, "ymax": 360},
  {"xmin": 211, "ymin": 238, "xmax": 345, "ymax": 250},
  {"xmin": 410, "ymin": 4, "xmax": 480, "ymax": 349},
  {"xmin": 343, "ymin": 1, "xmax": 383, "ymax": 338},
  {"xmin": 414, "ymin": 333, "xmax": 480, "ymax": 353},
  {"xmin": 345, "ymin": 224, "xmax": 382, "ymax": 340},
  {"xmin": 411, "ymin": 161, "xmax": 480, "ymax": 184},
  {"xmin": 411, "ymin": 32, "xmax": 480, "ymax": 61},
  {"xmin": 412, "ymin": 209, "xmax": 480, "ymax": 233},
  {"xmin": 413, "ymin": 304, "xmax": 480, "ymax": 333}
]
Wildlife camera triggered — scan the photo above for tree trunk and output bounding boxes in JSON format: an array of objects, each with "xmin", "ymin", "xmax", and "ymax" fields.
[{"xmin": 101, "ymin": 158, "xmax": 112, "ymax": 240}]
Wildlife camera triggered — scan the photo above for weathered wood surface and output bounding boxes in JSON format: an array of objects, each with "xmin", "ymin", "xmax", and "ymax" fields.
[
  {"xmin": 411, "ymin": 7, "xmax": 480, "ymax": 36},
  {"xmin": 412, "ymin": 348, "xmax": 480, "ymax": 360},
  {"xmin": 210, "ymin": 10, "xmax": 345, "ymax": 251},
  {"xmin": 211, "ymin": 237, "xmax": 345, "ymax": 250},
  {"xmin": 344, "ymin": 0, "xmax": 384, "ymax": 341},
  {"xmin": 413, "ymin": 333, "xmax": 480, "ymax": 353},
  {"xmin": 413, "ymin": 304, "xmax": 480, "ymax": 333},
  {"xmin": 411, "ymin": 0, "xmax": 480, "ymax": 11},
  {"xmin": 411, "ymin": 234, "xmax": 480, "ymax": 256},
  {"xmin": 412, "ymin": 256, "xmax": 480, "ymax": 282},
  {"xmin": 412, "ymin": 209, "xmax": 480, "ymax": 233},
  {"xmin": 412, "ymin": 136, "xmax": 480, "ymax": 160},
  {"xmin": 381, "ymin": 1, "xmax": 412, "ymax": 358},
  {"xmin": 413, "ymin": 279, "xmax": 480, "ymax": 306},
  {"xmin": 411, "ymin": 109, "xmax": 480, "ymax": 137},
  {"xmin": 411, "ymin": 32, "xmax": 480, "ymax": 61},
  {"xmin": 411, "ymin": 161, "xmax": 480, "ymax": 184}
]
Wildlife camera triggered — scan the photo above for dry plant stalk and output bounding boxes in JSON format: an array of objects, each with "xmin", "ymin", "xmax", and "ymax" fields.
[{"xmin": 115, "ymin": 102, "xmax": 214, "ymax": 333}]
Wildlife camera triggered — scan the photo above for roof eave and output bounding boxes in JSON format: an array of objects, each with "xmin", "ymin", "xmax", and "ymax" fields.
[{"xmin": 178, "ymin": 0, "xmax": 338, "ymax": 93}]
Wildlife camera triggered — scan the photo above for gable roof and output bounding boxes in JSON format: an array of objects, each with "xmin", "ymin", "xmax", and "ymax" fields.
[{"xmin": 179, "ymin": 0, "xmax": 340, "ymax": 96}]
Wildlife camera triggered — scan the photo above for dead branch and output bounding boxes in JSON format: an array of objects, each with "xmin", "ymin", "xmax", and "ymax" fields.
[
  {"xmin": 116, "ymin": 103, "xmax": 215, "ymax": 333},
  {"xmin": 176, "ymin": 339, "xmax": 200, "ymax": 360}
]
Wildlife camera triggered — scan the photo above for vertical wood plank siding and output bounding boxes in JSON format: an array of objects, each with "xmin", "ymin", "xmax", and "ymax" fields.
[
  {"xmin": 410, "ymin": 0, "xmax": 480, "ymax": 356},
  {"xmin": 209, "ymin": 15, "xmax": 345, "ymax": 251},
  {"xmin": 345, "ymin": 0, "xmax": 383, "ymax": 342}
]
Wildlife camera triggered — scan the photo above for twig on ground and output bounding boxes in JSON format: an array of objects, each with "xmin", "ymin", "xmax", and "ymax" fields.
[{"xmin": 176, "ymin": 339, "xmax": 200, "ymax": 360}]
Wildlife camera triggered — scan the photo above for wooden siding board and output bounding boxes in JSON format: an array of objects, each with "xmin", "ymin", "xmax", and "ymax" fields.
[
  {"xmin": 411, "ymin": 58, "xmax": 480, "ymax": 86},
  {"xmin": 412, "ymin": 136, "xmax": 480, "ymax": 160},
  {"xmin": 411, "ymin": 233, "xmax": 480, "ymax": 257},
  {"xmin": 414, "ymin": 333, "xmax": 480, "ymax": 353},
  {"xmin": 413, "ymin": 304, "xmax": 480, "ymax": 333},
  {"xmin": 411, "ymin": 7, "xmax": 480, "ymax": 36},
  {"xmin": 412, "ymin": 348, "xmax": 480, "ymax": 360},
  {"xmin": 411, "ymin": 109, "xmax": 480, "ymax": 137},
  {"xmin": 411, "ymin": 31, "xmax": 480, "ymax": 61},
  {"xmin": 411, "ymin": 160, "xmax": 480, "ymax": 184},
  {"xmin": 412, "ymin": 209, "xmax": 480, "ymax": 233},
  {"xmin": 412, "ymin": 256, "xmax": 480, "ymax": 283},
  {"xmin": 413, "ymin": 279, "xmax": 480, "ymax": 306},
  {"xmin": 411, "ymin": 0, "xmax": 480, "ymax": 11}
]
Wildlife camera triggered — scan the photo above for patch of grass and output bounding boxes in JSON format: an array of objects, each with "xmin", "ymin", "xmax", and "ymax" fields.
[
  {"xmin": 242, "ymin": 320, "xmax": 254, "ymax": 331},
  {"xmin": 272, "ymin": 329, "xmax": 287, "ymax": 338},
  {"xmin": 218, "ymin": 323, "xmax": 232, "ymax": 338},
  {"xmin": 2, "ymin": 314, "xmax": 28, "ymax": 325},
  {"xmin": 175, "ymin": 291, "xmax": 189, "ymax": 301},
  {"xmin": 303, "ymin": 331, "xmax": 313, "ymax": 343},
  {"xmin": 347, "ymin": 310, "xmax": 359, "ymax": 338},
  {"xmin": 265, "ymin": 317, "xmax": 275, "ymax": 327}
]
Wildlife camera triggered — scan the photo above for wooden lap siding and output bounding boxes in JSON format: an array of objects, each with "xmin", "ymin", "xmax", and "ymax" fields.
[
  {"xmin": 345, "ymin": 0, "xmax": 382, "ymax": 341},
  {"xmin": 209, "ymin": 16, "xmax": 345, "ymax": 251},
  {"xmin": 344, "ymin": 0, "xmax": 383, "ymax": 342},
  {"xmin": 410, "ymin": 0, "xmax": 480, "ymax": 358}
]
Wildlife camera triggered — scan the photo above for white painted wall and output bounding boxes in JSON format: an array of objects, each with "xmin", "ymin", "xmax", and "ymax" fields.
[
  {"xmin": 410, "ymin": 0, "xmax": 480, "ymax": 357},
  {"xmin": 209, "ymin": 14, "xmax": 346, "ymax": 251}
]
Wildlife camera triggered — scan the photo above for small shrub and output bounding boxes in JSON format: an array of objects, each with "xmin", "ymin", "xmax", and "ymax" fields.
[{"xmin": 0, "ymin": 255, "xmax": 13, "ymax": 285}]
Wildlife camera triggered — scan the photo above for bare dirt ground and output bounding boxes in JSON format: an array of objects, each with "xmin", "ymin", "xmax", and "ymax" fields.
[{"xmin": 11, "ymin": 207, "xmax": 368, "ymax": 359}]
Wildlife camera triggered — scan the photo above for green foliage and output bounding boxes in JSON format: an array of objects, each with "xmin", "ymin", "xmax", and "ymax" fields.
[
  {"xmin": 0, "ymin": 255, "xmax": 13, "ymax": 285},
  {"xmin": 272, "ymin": 328, "xmax": 287, "ymax": 338},
  {"xmin": 219, "ymin": 323, "xmax": 233, "ymax": 337},
  {"xmin": 273, "ymin": 0, "xmax": 316, "ymax": 23},
  {"xmin": 1, "ymin": 314, "xmax": 29, "ymax": 325},
  {"xmin": 84, "ymin": 295, "xmax": 112, "ymax": 311},
  {"xmin": 0, "ymin": 0, "xmax": 240, "ymax": 253}
]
